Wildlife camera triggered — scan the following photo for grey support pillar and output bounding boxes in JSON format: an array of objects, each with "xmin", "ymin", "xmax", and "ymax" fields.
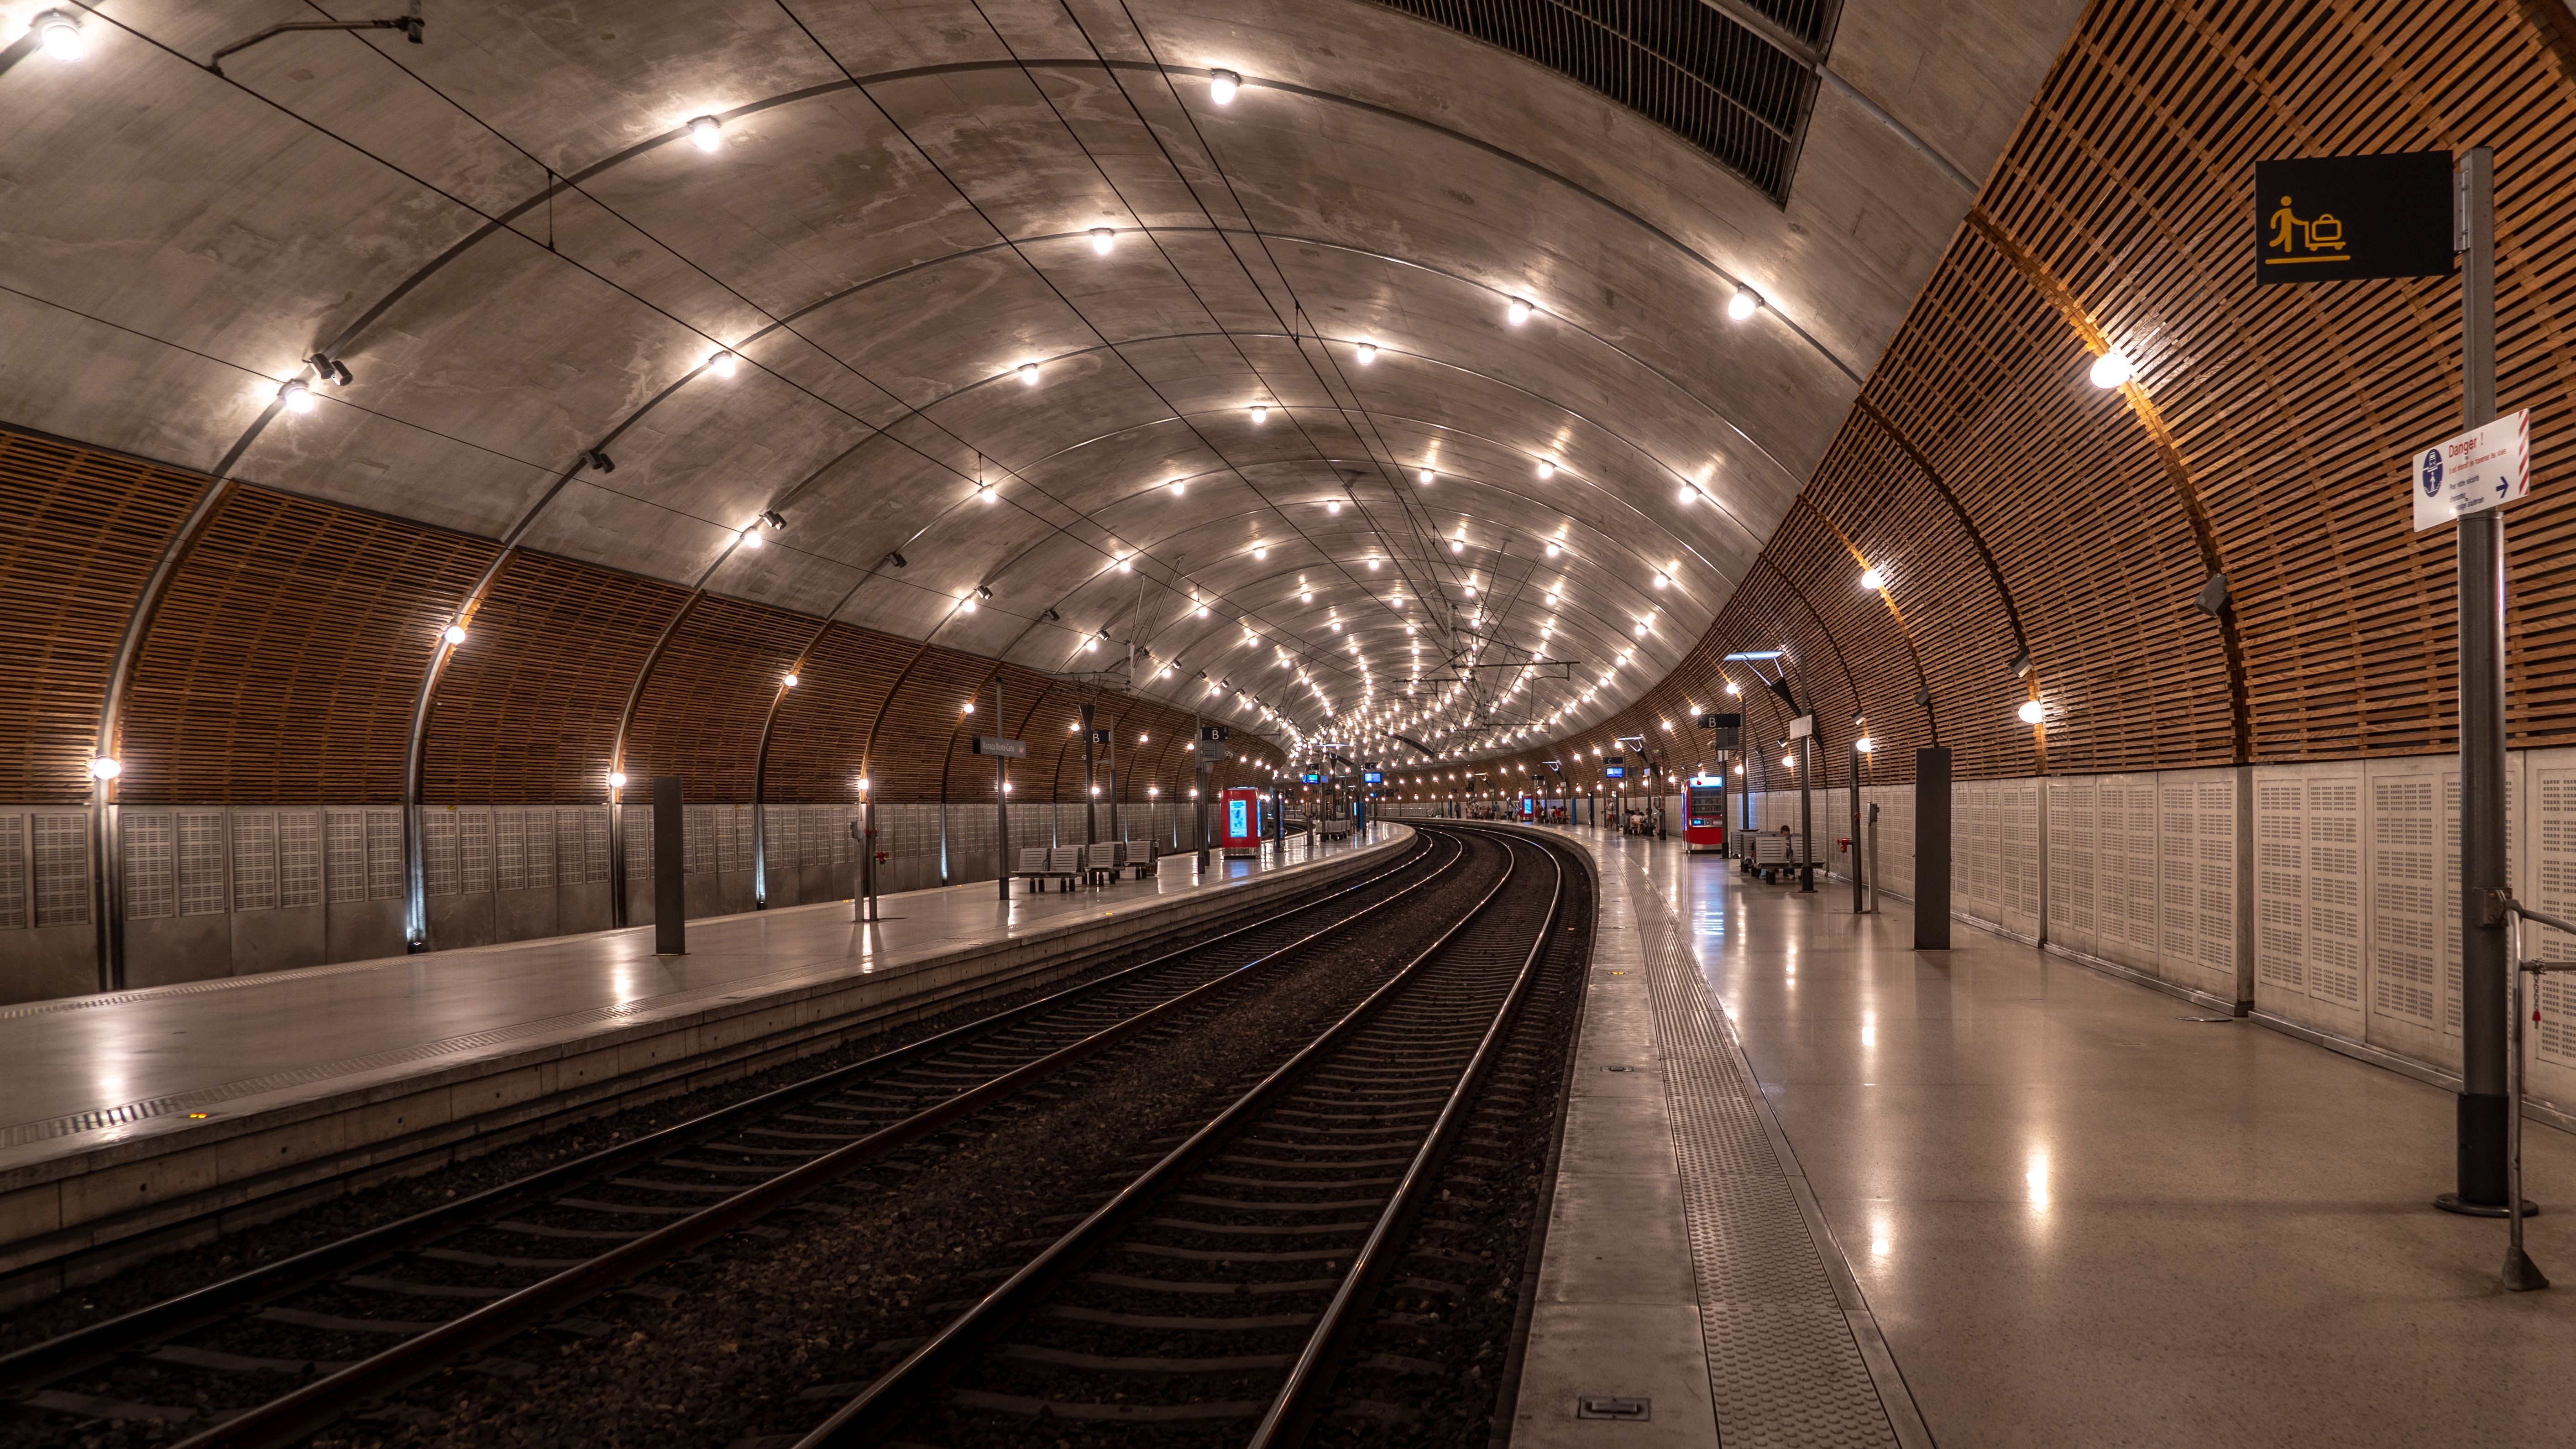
[
  {"xmin": 2446, "ymin": 146, "xmax": 2515, "ymax": 1216},
  {"xmin": 1914, "ymin": 749, "xmax": 1951, "ymax": 950},
  {"xmin": 1797, "ymin": 735, "xmax": 1817, "ymax": 893},
  {"xmin": 995, "ymin": 675, "xmax": 1011, "ymax": 902},
  {"xmin": 1082, "ymin": 704, "xmax": 1098, "ymax": 845},
  {"xmin": 1850, "ymin": 738, "xmax": 1866, "ymax": 912},
  {"xmin": 653, "ymin": 776, "xmax": 685, "ymax": 955}
]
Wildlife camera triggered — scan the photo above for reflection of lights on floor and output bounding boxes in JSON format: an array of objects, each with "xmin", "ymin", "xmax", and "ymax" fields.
[
  {"xmin": 2026, "ymin": 1148, "xmax": 2051, "ymax": 1208},
  {"xmin": 1870, "ymin": 1217, "xmax": 1892, "ymax": 1260},
  {"xmin": 1861, "ymin": 1010, "xmax": 1876, "ymax": 1049}
]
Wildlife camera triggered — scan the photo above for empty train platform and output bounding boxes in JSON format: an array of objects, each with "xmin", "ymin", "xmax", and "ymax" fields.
[
  {"xmin": 1511, "ymin": 824, "xmax": 2576, "ymax": 1449},
  {"xmin": 7, "ymin": 0, "xmax": 2576, "ymax": 1441},
  {"xmin": 0, "ymin": 827, "xmax": 1403, "ymax": 1307}
]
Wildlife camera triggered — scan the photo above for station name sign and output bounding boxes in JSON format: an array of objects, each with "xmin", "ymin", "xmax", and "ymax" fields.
[
  {"xmin": 2254, "ymin": 151, "xmax": 2452, "ymax": 284},
  {"xmin": 971, "ymin": 736, "xmax": 1027, "ymax": 759}
]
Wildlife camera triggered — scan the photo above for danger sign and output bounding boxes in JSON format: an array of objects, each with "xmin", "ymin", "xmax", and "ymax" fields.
[{"xmin": 2412, "ymin": 409, "xmax": 2531, "ymax": 532}]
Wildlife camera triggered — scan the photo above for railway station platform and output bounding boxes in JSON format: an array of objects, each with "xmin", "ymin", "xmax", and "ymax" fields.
[
  {"xmin": 1514, "ymin": 825, "xmax": 2576, "ymax": 1449},
  {"xmin": 0, "ymin": 825, "xmax": 1408, "ymax": 1307}
]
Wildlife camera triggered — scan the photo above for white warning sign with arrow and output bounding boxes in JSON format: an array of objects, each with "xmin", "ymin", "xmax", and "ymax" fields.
[{"xmin": 2412, "ymin": 408, "xmax": 2531, "ymax": 532}]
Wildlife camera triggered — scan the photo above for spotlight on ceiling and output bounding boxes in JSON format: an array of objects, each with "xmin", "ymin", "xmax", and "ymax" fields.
[
  {"xmin": 1537, "ymin": 457, "xmax": 1555, "ymax": 479},
  {"xmin": 1506, "ymin": 297, "xmax": 1533, "ymax": 325},
  {"xmin": 1018, "ymin": 362, "xmax": 1040, "ymax": 385},
  {"xmin": 2018, "ymin": 698, "xmax": 2046, "ymax": 725},
  {"xmin": 441, "ymin": 623, "xmax": 467, "ymax": 646},
  {"xmin": 688, "ymin": 115, "xmax": 723, "ymax": 152},
  {"xmin": 708, "ymin": 349, "xmax": 738, "ymax": 378},
  {"xmin": 1356, "ymin": 342, "xmax": 1377, "ymax": 364},
  {"xmin": 1860, "ymin": 566, "xmax": 1885, "ymax": 590},
  {"xmin": 1726, "ymin": 286, "xmax": 1761, "ymax": 322},
  {"xmin": 35, "ymin": 9, "xmax": 84, "ymax": 61},
  {"xmin": 1090, "ymin": 227, "xmax": 1115, "ymax": 255},
  {"xmin": 2089, "ymin": 350, "xmax": 2135, "ymax": 389},
  {"xmin": 585, "ymin": 449, "xmax": 615, "ymax": 473},
  {"xmin": 1209, "ymin": 68, "xmax": 1240, "ymax": 104},
  {"xmin": 277, "ymin": 379, "xmax": 314, "ymax": 413},
  {"xmin": 885, "ymin": 550, "xmax": 907, "ymax": 569},
  {"xmin": 1250, "ymin": 403, "xmax": 1268, "ymax": 423}
]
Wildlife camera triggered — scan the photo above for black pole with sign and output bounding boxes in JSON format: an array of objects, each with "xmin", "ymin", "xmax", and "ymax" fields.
[{"xmin": 2259, "ymin": 149, "xmax": 2531, "ymax": 1230}]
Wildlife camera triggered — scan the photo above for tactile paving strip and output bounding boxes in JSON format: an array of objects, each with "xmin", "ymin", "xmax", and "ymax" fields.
[{"xmin": 1625, "ymin": 854, "xmax": 1900, "ymax": 1449}]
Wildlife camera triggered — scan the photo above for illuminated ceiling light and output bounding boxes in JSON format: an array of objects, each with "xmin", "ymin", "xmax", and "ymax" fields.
[
  {"xmin": 1860, "ymin": 566, "xmax": 1885, "ymax": 590},
  {"xmin": 1090, "ymin": 226, "xmax": 1115, "ymax": 255},
  {"xmin": 688, "ymin": 115, "xmax": 724, "ymax": 152},
  {"xmin": 1019, "ymin": 362, "xmax": 1041, "ymax": 386},
  {"xmin": 1369, "ymin": 558, "xmax": 1381, "ymax": 571},
  {"xmin": 958, "ymin": 594, "xmax": 977, "ymax": 613},
  {"xmin": 782, "ymin": 673, "xmax": 800, "ymax": 688},
  {"xmin": 1168, "ymin": 477, "xmax": 1186, "ymax": 496},
  {"xmin": 1209, "ymin": 68, "xmax": 1240, "ymax": 104},
  {"xmin": 740, "ymin": 526, "xmax": 763, "ymax": 549},
  {"xmin": 1634, "ymin": 621, "xmax": 1649, "ymax": 637},
  {"xmin": 1357, "ymin": 342, "xmax": 1377, "ymax": 364},
  {"xmin": 441, "ymin": 623, "xmax": 467, "ymax": 646},
  {"xmin": 2088, "ymin": 350, "xmax": 2135, "ymax": 389},
  {"xmin": 1416, "ymin": 468, "xmax": 1434, "ymax": 485},
  {"xmin": 88, "ymin": 756, "xmax": 122, "ymax": 781},
  {"xmin": 1537, "ymin": 457, "xmax": 1556, "ymax": 479},
  {"xmin": 1450, "ymin": 539, "xmax": 1464, "ymax": 554},
  {"xmin": 1196, "ymin": 603, "xmax": 1211, "ymax": 617},
  {"xmin": 1653, "ymin": 573, "xmax": 1669, "ymax": 589},
  {"xmin": 1300, "ymin": 589, "xmax": 1313, "ymax": 602},
  {"xmin": 2018, "ymin": 698, "xmax": 2046, "ymax": 725},
  {"xmin": 278, "ymin": 379, "xmax": 315, "ymax": 413},
  {"xmin": 1543, "ymin": 591, "xmax": 1557, "ymax": 606},
  {"xmin": 1115, "ymin": 554, "xmax": 1132, "ymax": 572},
  {"xmin": 1253, "ymin": 543, "xmax": 1268, "ymax": 560},
  {"xmin": 1857, "ymin": 735, "xmax": 1875, "ymax": 753},
  {"xmin": 1326, "ymin": 498, "xmax": 1341, "ymax": 514},
  {"xmin": 708, "ymin": 349, "xmax": 738, "ymax": 378},
  {"xmin": 608, "ymin": 770, "xmax": 628, "ymax": 789},
  {"xmin": 1250, "ymin": 403, "xmax": 1269, "ymax": 423},
  {"xmin": 1506, "ymin": 297, "xmax": 1533, "ymax": 325},
  {"xmin": 1726, "ymin": 286, "xmax": 1762, "ymax": 322},
  {"xmin": 35, "ymin": 9, "xmax": 84, "ymax": 60},
  {"xmin": 979, "ymin": 481, "xmax": 999, "ymax": 504},
  {"xmin": 1726, "ymin": 680, "xmax": 1741, "ymax": 696}
]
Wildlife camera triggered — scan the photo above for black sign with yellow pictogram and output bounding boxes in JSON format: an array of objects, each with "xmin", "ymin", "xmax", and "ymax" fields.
[{"xmin": 2254, "ymin": 152, "xmax": 2454, "ymax": 284}]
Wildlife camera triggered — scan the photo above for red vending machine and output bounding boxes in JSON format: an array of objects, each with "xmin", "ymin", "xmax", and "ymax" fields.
[
  {"xmin": 1684, "ymin": 775, "xmax": 1728, "ymax": 854},
  {"xmin": 1221, "ymin": 785, "xmax": 1264, "ymax": 858}
]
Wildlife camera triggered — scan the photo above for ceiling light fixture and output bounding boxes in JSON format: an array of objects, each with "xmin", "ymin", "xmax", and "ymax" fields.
[
  {"xmin": 1506, "ymin": 297, "xmax": 1533, "ymax": 324},
  {"xmin": 740, "ymin": 526, "xmax": 762, "ymax": 549},
  {"xmin": 1168, "ymin": 477, "xmax": 1185, "ymax": 496},
  {"xmin": 782, "ymin": 673, "xmax": 800, "ymax": 688},
  {"xmin": 1537, "ymin": 457, "xmax": 1555, "ymax": 479},
  {"xmin": 1860, "ymin": 566, "xmax": 1885, "ymax": 590},
  {"xmin": 1209, "ymin": 68, "xmax": 1240, "ymax": 104},
  {"xmin": 278, "ymin": 379, "xmax": 314, "ymax": 413},
  {"xmin": 1018, "ymin": 362, "xmax": 1040, "ymax": 385},
  {"xmin": 441, "ymin": 624, "xmax": 467, "ymax": 646},
  {"xmin": 1250, "ymin": 403, "xmax": 1268, "ymax": 423},
  {"xmin": 2018, "ymin": 698, "xmax": 2046, "ymax": 725},
  {"xmin": 35, "ymin": 9, "xmax": 83, "ymax": 60},
  {"xmin": 1726, "ymin": 286, "xmax": 1761, "ymax": 322},
  {"xmin": 708, "ymin": 349, "xmax": 738, "ymax": 378},
  {"xmin": 1356, "ymin": 342, "xmax": 1377, "ymax": 364},
  {"xmin": 1090, "ymin": 226, "xmax": 1115, "ymax": 255},
  {"xmin": 688, "ymin": 115, "xmax": 723, "ymax": 152},
  {"xmin": 2089, "ymin": 350, "xmax": 2135, "ymax": 389}
]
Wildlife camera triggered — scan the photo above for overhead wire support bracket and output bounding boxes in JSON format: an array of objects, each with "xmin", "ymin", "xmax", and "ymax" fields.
[{"xmin": 208, "ymin": 0, "xmax": 422, "ymax": 75}]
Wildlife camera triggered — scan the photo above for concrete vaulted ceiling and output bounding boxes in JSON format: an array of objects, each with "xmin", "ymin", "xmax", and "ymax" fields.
[{"xmin": 0, "ymin": 0, "xmax": 2080, "ymax": 764}]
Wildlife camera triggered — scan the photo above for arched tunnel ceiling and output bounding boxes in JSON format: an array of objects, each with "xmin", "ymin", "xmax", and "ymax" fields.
[{"xmin": 0, "ymin": 0, "xmax": 2082, "ymax": 762}]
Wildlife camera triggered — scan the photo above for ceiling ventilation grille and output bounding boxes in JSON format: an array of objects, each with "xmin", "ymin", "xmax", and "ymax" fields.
[{"xmin": 1373, "ymin": 0, "xmax": 1835, "ymax": 202}]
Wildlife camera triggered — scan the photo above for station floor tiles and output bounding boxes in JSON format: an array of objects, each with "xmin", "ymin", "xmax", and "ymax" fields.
[
  {"xmin": 1514, "ymin": 826, "xmax": 2576, "ymax": 1449},
  {"xmin": 0, "ymin": 829, "xmax": 1396, "ymax": 1172}
]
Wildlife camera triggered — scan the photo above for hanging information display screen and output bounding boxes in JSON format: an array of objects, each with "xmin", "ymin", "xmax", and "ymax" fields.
[{"xmin": 2253, "ymin": 151, "xmax": 2453, "ymax": 283}]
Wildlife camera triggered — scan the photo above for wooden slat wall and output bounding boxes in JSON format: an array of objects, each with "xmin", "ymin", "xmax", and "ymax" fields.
[
  {"xmin": 1481, "ymin": 0, "xmax": 2576, "ymax": 795},
  {"xmin": 0, "ymin": 432, "xmax": 212, "ymax": 803},
  {"xmin": 2, "ymin": 430, "xmax": 1285, "ymax": 808},
  {"xmin": 119, "ymin": 488, "xmax": 494, "ymax": 804},
  {"xmin": 424, "ymin": 551, "xmax": 689, "ymax": 803}
]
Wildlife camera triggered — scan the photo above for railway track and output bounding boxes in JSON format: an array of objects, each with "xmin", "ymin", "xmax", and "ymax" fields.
[
  {"xmin": 0, "ymin": 831, "xmax": 1473, "ymax": 1449},
  {"xmin": 777, "ymin": 826, "xmax": 1584, "ymax": 1448}
]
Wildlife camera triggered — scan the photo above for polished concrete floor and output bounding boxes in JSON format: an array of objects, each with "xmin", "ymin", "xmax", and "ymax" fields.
[
  {"xmin": 1560, "ymin": 826, "xmax": 2576, "ymax": 1449},
  {"xmin": 0, "ymin": 829, "xmax": 1397, "ymax": 1169}
]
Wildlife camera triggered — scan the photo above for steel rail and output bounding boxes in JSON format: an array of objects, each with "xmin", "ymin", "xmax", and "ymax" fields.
[
  {"xmin": 158, "ymin": 832, "xmax": 1459, "ymax": 1449},
  {"xmin": 5, "ymin": 835, "xmax": 1445, "ymax": 1443},
  {"xmin": 793, "ymin": 824, "xmax": 1529, "ymax": 1446},
  {"xmin": 1248, "ymin": 832, "xmax": 1569, "ymax": 1447}
]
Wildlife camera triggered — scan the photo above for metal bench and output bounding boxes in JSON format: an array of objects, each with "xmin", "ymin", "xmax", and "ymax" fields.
[{"xmin": 1014, "ymin": 846, "xmax": 1080, "ymax": 892}]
